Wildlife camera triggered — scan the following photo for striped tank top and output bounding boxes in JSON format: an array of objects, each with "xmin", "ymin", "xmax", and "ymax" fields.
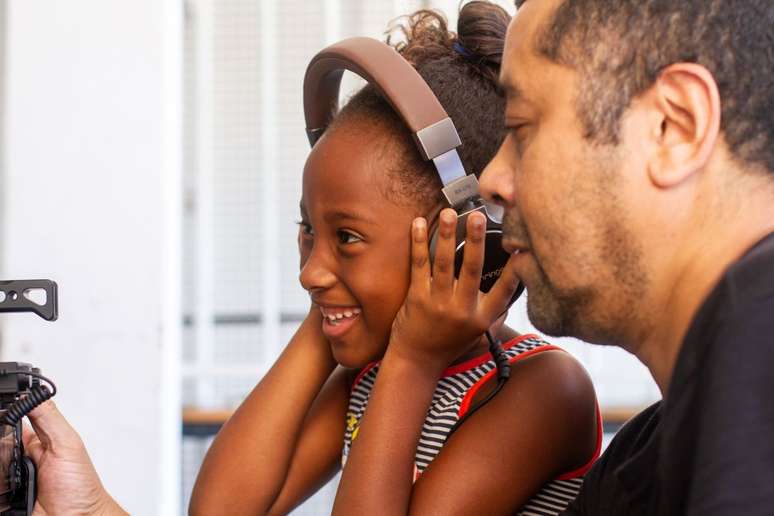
[{"xmin": 342, "ymin": 334, "xmax": 603, "ymax": 515}]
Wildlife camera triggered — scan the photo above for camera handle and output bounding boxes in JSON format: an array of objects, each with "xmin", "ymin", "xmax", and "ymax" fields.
[{"xmin": 0, "ymin": 280, "xmax": 58, "ymax": 321}]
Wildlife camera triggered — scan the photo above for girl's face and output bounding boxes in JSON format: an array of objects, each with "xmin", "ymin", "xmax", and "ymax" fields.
[{"xmin": 299, "ymin": 121, "xmax": 427, "ymax": 368}]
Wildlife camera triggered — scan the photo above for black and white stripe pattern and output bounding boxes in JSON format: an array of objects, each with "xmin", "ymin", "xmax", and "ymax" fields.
[{"xmin": 341, "ymin": 335, "xmax": 589, "ymax": 515}]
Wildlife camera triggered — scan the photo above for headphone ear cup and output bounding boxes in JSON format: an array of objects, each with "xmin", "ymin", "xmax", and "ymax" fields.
[
  {"xmin": 453, "ymin": 222, "xmax": 525, "ymax": 309},
  {"xmin": 429, "ymin": 215, "xmax": 524, "ymax": 309}
]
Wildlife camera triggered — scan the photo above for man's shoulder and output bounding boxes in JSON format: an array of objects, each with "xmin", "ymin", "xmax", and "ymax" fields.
[
  {"xmin": 720, "ymin": 232, "xmax": 774, "ymax": 316},
  {"xmin": 602, "ymin": 402, "xmax": 661, "ymax": 461},
  {"xmin": 689, "ymin": 232, "xmax": 774, "ymax": 354},
  {"xmin": 588, "ymin": 401, "xmax": 661, "ymax": 484},
  {"xmin": 563, "ymin": 403, "xmax": 661, "ymax": 515},
  {"xmin": 656, "ymin": 233, "xmax": 774, "ymax": 516},
  {"xmin": 672, "ymin": 232, "xmax": 774, "ymax": 426}
]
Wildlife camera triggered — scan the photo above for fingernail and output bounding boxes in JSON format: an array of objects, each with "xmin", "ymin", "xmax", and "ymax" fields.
[
  {"xmin": 441, "ymin": 209, "xmax": 456, "ymax": 224},
  {"xmin": 472, "ymin": 214, "xmax": 485, "ymax": 231},
  {"xmin": 413, "ymin": 218, "xmax": 426, "ymax": 239}
]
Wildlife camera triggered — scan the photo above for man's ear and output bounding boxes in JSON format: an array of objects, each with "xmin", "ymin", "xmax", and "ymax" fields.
[{"xmin": 646, "ymin": 63, "xmax": 721, "ymax": 188}]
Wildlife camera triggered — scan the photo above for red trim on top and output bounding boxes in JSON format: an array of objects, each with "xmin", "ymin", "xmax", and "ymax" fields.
[
  {"xmin": 454, "ymin": 344, "xmax": 604, "ymax": 481},
  {"xmin": 350, "ymin": 361, "xmax": 379, "ymax": 394},
  {"xmin": 441, "ymin": 334, "xmax": 541, "ymax": 377},
  {"xmin": 456, "ymin": 344, "xmax": 563, "ymax": 417},
  {"xmin": 556, "ymin": 401, "xmax": 603, "ymax": 480}
]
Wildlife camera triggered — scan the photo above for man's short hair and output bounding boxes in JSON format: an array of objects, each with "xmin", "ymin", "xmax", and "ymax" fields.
[{"xmin": 516, "ymin": 0, "xmax": 774, "ymax": 174}]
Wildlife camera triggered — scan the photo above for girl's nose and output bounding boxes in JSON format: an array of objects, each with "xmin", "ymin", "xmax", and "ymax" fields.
[{"xmin": 299, "ymin": 245, "xmax": 337, "ymax": 293}]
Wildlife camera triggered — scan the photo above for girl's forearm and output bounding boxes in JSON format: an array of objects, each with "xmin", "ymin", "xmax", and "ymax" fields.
[
  {"xmin": 332, "ymin": 348, "xmax": 442, "ymax": 516},
  {"xmin": 190, "ymin": 315, "xmax": 337, "ymax": 515}
]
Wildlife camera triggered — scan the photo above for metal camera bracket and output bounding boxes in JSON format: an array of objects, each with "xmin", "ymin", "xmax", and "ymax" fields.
[{"xmin": 0, "ymin": 281, "xmax": 58, "ymax": 322}]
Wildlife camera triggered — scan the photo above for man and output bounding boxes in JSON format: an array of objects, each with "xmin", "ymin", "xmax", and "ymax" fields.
[{"xmin": 479, "ymin": 0, "xmax": 774, "ymax": 514}]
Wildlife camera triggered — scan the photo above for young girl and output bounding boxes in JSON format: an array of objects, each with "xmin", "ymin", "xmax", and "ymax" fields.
[{"xmin": 190, "ymin": 3, "xmax": 601, "ymax": 515}]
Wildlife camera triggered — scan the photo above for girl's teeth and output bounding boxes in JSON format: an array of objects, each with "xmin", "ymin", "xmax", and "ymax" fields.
[{"xmin": 322, "ymin": 308, "xmax": 361, "ymax": 323}]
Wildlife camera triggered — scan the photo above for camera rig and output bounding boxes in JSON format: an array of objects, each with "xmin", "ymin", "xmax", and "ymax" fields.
[{"xmin": 0, "ymin": 280, "xmax": 58, "ymax": 516}]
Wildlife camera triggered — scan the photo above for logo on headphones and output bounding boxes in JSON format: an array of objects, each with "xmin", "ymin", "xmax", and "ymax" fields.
[
  {"xmin": 453, "ymin": 183, "xmax": 475, "ymax": 197},
  {"xmin": 482, "ymin": 267, "xmax": 504, "ymax": 281}
]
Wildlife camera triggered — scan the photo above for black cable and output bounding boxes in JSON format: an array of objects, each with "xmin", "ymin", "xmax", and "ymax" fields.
[
  {"xmin": 447, "ymin": 330, "xmax": 511, "ymax": 438},
  {"xmin": 0, "ymin": 370, "xmax": 57, "ymax": 427}
]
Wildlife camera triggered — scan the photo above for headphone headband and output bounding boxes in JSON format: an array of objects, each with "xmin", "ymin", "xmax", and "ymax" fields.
[
  {"xmin": 303, "ymin": 37, "xmax": 472, "ymax": 195},
  {"xmin": 302, "ymin": 36, "xmax": 522, "ymax": 307}
]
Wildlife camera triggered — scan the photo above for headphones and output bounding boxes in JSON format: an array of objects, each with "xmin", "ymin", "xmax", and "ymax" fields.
[{"xmin": 303, "ymin": 37, "xmax": 524, "ymax": 306}]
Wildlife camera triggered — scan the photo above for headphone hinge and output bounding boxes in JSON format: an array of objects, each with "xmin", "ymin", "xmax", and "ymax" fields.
[
  {"xmin": 432, "ymin": 148, "xmax": 467, "ymax": 187},
  {"xmin": 414, "ymin": 117, "xmax": 462, "ymax": 161},
  {"xmin": 442, "ymin": 174, "xmax": 481, "ymax": 210}
]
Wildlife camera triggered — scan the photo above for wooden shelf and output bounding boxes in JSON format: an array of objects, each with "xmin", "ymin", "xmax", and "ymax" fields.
[
  {"xmin": 182, "ymin": 406, "xmax": 647, "ymax": 427},
  {"xmin": 183, "ymin": 408, "xmax": 233, "ymax": 425}
]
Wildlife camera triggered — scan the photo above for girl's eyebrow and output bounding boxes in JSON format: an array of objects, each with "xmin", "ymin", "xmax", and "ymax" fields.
[
  {"xmin": 326, "ymin": 208, "xmax": 378, "ymax": 225},
  {"xmin": 300, "ymin": 202, "xmax": 377, "ymax": 226}
]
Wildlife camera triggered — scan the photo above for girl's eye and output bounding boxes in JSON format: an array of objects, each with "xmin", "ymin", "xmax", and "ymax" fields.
[
  {"xmin": 296, "ymin": 221, "xmax": 314, "ymax": 237},
  {"xmin": 337, "ymin": 230, "xmax": 362, "ymax": 245}
]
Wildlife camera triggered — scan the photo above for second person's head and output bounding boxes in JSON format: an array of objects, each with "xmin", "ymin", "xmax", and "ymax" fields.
[{"xmin": 299, "ymin": 2, "xmax": 512, "ymax": 367}]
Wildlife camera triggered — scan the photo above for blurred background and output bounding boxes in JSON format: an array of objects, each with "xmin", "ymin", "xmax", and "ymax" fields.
[{"xmin": 0, "ymin": 0, "xmax": 659, "ymax": 514}]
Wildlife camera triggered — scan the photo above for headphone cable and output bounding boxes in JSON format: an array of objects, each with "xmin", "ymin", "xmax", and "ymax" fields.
[{"xmin": 447, "ymin": 330, "xmax": 510, "ymax": 437}]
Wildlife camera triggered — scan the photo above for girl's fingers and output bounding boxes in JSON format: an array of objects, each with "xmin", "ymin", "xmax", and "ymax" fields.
[
  {"xmin": 456, "ymin": 211, "xmax": 487, "ymax": 304},
  {"xmin": 409, "ymin": 218, "xmax": 431, "ymax": 292},
  {"xmin": 481, "ymin": 251, "xmax": 522, "ymax": 320},
  {"xmin": 431, "ymin": 209, "xmax": 457, "ymax": 297}
]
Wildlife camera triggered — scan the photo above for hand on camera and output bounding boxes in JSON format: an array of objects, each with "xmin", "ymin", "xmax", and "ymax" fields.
[
  {"xmin": 23, "ymin": 400, "xmax": 127, "ymax": 516},
  {"xmin": 388, "ymin": 208, "xmax": 520, "ymax": 373}
]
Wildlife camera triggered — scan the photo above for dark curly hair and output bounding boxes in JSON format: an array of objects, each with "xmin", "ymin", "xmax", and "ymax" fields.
[
  {"xmin": 515, "ymin": 0, "xmax": 774, "ymax": 175},
  {"xmin": 331, "ymin": 1, "xmax": 512, "ymax": 206}
]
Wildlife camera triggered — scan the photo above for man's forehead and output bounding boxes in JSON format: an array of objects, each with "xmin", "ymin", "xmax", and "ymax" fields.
[{"xmin": 501, "ymin": 0, "xmax": 562, "ymax": 97}]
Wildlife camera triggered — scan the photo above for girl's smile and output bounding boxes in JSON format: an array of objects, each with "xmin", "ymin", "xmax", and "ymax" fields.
[{"xmin": 319, "ymin": 305, "xmax": 362, "ymax": 339}]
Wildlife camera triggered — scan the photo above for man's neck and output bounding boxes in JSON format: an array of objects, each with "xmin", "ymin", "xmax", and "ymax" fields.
[{"xmin": 635, "ymin": 186, "xmax": 774, "ymax": 397}]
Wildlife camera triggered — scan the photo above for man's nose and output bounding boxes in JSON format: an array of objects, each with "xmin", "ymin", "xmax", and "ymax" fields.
[{"xmin": 479, "ymin": 142, "xmax": 516, "ymax": 207}]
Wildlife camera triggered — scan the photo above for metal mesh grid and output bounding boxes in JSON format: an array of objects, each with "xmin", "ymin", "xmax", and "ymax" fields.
[
  {"xmin": 211, "ymin": 0, "xmax": 264, "ymax": 315},
  {"xmin": 276, "ymin": 0, "xmax": 326, "ymax": 315}
]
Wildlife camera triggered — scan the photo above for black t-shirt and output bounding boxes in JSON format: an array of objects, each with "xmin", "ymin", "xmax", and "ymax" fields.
[{"xmin": 564, "ymin": 232, "xmax": 774, "ymax": 516}]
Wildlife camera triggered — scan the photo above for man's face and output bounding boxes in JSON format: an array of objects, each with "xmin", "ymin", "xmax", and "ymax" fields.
[{"xmin": 480, "ymin": 0, "xmax": 650, "ymax": 344}]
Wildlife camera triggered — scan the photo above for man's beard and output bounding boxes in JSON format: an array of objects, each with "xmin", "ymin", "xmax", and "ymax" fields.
[{"xmin": 502, "ymin": 199, "xmax": 648, "ymax": 346}]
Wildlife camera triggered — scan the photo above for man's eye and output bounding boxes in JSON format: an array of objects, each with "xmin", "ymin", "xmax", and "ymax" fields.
[
  {"xmin": 508, "ymin": 126, "xmax": 528, "ymax": 155},
  {"xmin": 337, "ymin": 230, "xmax": 362, "ymax": 245}
]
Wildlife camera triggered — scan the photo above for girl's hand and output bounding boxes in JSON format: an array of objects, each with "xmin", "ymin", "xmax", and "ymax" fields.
[{"xmin": 388, "ymin": 208, "xmax": 521, "ymax": 373}]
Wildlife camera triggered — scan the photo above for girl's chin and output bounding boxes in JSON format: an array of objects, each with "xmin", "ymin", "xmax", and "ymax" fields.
[{"xmin": 329, "ymin": 336, "xmax": 387, "ymax": 370}]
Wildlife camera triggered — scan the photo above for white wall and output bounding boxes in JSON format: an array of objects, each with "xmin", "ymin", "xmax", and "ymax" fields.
[{"xmin": 1, "ymin": 1, "xmax": 182, "ymax": 514}]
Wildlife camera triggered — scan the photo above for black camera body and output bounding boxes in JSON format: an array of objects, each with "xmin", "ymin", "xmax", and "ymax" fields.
[
  {"xmin": 0, "ymin": 281, "xmax": 58, "ymax": 516},
  {"xmin": 0, "ymin": 364, "xmax": 41, "ymax": 515}
]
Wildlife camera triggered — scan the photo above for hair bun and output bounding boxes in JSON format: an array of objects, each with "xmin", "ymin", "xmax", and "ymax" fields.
[
  {"xmin": 457, "ymin": 1, "xmax": 511, "ymax": 83},
  {"xmin": 386, "ymin": 1, "xmax": 510, "ymax": 85}
]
